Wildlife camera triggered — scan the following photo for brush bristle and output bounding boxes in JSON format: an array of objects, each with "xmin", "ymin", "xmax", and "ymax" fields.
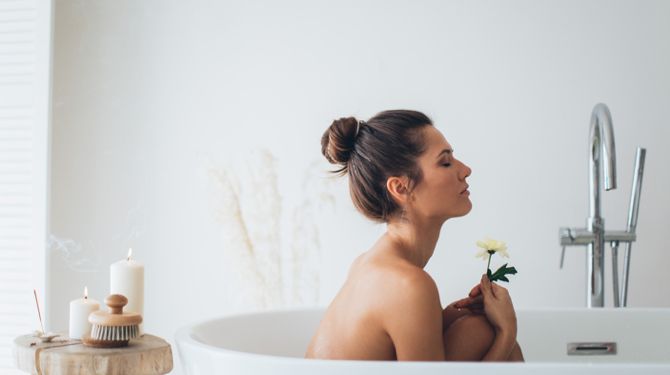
[{"xmin": 90, "ymin": 324, "xmax": 139, "ymax": 341}]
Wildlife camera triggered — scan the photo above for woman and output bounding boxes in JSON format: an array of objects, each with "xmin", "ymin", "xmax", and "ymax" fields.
[{"xmin": 305, "ymin": 110, "xmax": 524, "ymax": 361}]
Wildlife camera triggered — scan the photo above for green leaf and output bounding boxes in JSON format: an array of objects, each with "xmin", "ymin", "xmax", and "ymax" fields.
[
  {"xmin": 490, "ymin": 264, "xmax": 508, "ymax": 278},
  {"xmin": 487, "ymin": 264, "xmax": 518, "ymax": 282}
]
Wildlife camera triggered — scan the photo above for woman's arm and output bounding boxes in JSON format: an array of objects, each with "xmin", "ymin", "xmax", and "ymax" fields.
[
  {"xmin": 481, "ymin": 330, "xmax": 516, "ymax": 361},
  {"xmin": 450, "ymin": 276, "xmax": 518, "ymax": 361},
  {"xmin": 383, "ymin": 270, "xmax": 446, "ymax": 361},
  {"xmin": 477, "ymin": 274, "xmax": 518, "ymax": 361}
]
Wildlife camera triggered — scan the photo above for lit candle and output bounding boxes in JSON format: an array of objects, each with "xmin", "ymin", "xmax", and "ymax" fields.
[
  {"xmin": 110, "ymin": 248, "xmax": 144, "ymax": 334},
  {"xmin": 68, "ymin": 287, "xmax": 100, "ymax": 339}
]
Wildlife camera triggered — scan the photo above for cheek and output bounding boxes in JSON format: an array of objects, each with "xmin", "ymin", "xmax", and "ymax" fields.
[
  {"xmin": 438, "ymin": 172, "xmax": 460, "ymax": 192},
  {"xmin": 418, "ymin": 174, "xmax": 458, "ymax": 199},
  {"xmin": 416, "ymin": 168, "xmax": 459, "ymax": 198}
]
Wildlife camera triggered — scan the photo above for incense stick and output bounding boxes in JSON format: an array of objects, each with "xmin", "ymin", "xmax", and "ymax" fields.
[{"xmin": 33, "ymin": 289, "xmax": 45, "ymax": 335}]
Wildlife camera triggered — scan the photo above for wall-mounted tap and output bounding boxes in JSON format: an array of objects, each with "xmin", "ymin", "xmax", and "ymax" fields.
[{"xmin": 559, "ymin": 103, "xmax": 646, "ymax": 308}]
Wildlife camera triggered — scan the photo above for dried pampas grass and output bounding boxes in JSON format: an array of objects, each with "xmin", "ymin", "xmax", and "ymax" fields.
[{"xmin": 207, "ymin": 150, "xmax": 336, "ymax": 309}]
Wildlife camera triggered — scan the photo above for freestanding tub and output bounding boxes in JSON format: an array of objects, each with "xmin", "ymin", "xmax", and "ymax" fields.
[{"xmin": 175, "ymin": 307, "xmax": 670, "ymax": 374}]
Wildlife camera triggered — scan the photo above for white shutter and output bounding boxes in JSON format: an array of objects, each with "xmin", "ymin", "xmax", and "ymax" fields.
[{"xmin": 0, "ymin": 0, "xmax": 51, "ymax": 372}]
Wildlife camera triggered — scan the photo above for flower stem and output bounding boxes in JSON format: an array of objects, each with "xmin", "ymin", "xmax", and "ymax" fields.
[{"xmin": 486, "ymin": 253, "xmax": 492, "ymax": 272}]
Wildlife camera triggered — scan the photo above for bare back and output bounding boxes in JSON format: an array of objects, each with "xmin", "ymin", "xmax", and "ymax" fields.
[{"xmin": 305, "ymin": 249, "xmax": 439, "ymax": 360}]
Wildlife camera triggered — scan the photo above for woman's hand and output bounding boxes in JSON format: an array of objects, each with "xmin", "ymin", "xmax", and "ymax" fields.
[
  {"xmin": 450, "ymin": 282, "xmax": 485, "ymax": 313},
  {"xmin": 443, "ymin": 283, "xmax": 486, "ymax": 329},
  {"xmin": 442, "ymin": 301, "xmax": 473, "ymax": 329},
  {"xmin": 477, "ymin": 274, "xmax": 517, "ymax": 337},
  {"xmin": 449, "ymin": 295, "xmax": 484, "ymax": 314}
]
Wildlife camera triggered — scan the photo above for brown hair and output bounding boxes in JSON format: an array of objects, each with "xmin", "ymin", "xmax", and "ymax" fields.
[{"xmin": 321, "ymin": 109, "xmax": 433, "ymax": 223}]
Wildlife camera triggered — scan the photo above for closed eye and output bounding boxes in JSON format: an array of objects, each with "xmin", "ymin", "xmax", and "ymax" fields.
[{"xmin": 442, "ymin": 163, "xmax": 451, "ymax": 167}]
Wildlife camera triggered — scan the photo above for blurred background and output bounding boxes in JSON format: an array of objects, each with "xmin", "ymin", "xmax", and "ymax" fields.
[{"xmin": 2, "ymin": 0, "xmax": 669, "ymax": 374}]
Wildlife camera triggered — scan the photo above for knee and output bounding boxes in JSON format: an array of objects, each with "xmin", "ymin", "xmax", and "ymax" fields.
[
  {"xmin": 443, "ymin": 314, "xmax": 496, "ymax": 361},
  {"xmin": 455, "ymin": 315, "xmax": 495, "ymax": 342}
]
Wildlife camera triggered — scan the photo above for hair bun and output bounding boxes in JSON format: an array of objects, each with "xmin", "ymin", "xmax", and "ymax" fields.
[{"xmin": 321, "ymin": 116, "xmax": 361, "ymax": 166}]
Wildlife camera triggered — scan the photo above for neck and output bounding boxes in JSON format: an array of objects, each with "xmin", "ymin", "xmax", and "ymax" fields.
[{"xmin": 384, "ymin": 214, "xmax": 444, "ymax": 268}]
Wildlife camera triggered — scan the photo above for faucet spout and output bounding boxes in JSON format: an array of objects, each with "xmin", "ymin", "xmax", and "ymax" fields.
[
  {"xmin": 587, "ymin": 103, "xmax": 617, "ymax": 307},
  {"xmin": 589, "ymin": 103, "xmax": 617, "ymax": 218}
]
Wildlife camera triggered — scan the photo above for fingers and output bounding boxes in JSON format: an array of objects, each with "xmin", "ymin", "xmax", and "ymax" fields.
[
  {"xmin": 490, "ymin": 282, "xmax": 510, "ymax": 297},
  {"xmin": 453, "ymin": 296, "xmax": 473, "ymax": 308},
  {"xmin": 480, "ymin": 274, "xmax": 494, "ymax": 298},
  {"xmin": 453, "ymin": 295, "xmax": 483, "ymax": 308},
  {"xmin": 451, "ymin": 298, "xmax": 467, "ymax": 308},
  {"xmin": 452, "ymin": 298, "xmax": 484, "ymax": 314},
  {"xmin": 464, "ymin": 300, "xmax": 484, "ymax": 311},
  {"xmin": 480, "ymin": 274, "xmax": 512, "ymax": 299},
  {"xmin": 469, "ymin": 284, "xmax": 482, "ymax": 298}
]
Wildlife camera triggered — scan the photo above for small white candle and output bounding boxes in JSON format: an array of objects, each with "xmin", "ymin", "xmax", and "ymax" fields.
[
  {"xmin": 110, "ymin": 248, "xmax": 144, "ymax": 334},
  {"xmin": 68, "ymin": 287, "xmax": 100, "ymax": 339}
]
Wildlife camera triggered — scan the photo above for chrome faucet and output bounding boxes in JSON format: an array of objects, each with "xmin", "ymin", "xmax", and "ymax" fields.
[{"xmin": 559, "ymin": 103, "xmax": 646, "ymax": 308}]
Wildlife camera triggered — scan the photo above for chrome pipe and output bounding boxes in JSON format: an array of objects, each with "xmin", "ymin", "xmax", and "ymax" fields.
[
  {"xmin": 621, "ymin": 147, "xmax": 646, "ymax": 306},
  {"xmin": 611, "ymin": 241, "xmax": 620, "ymax": 307}
]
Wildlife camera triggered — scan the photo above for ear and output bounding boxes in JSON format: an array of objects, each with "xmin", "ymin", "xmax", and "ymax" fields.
[{"xmin": 386, "ymin": 176, "xmax": 411, "ymax": 205}]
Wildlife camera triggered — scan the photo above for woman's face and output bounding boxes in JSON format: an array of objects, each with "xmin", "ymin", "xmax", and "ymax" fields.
[{"xmin": 409, "ymin": 126, "xmax": 472, "ymax": 221}]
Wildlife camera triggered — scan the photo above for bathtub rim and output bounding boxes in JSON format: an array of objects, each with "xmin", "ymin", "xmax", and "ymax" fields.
[{"xmin": 174, "ymin": 306, "xmax": 670, "ymax": 369}]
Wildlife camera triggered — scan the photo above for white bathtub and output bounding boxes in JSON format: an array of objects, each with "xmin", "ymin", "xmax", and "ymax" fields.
[{"xmin": 175, "ymin": 307, "xmax": 670, "ymax": 374}]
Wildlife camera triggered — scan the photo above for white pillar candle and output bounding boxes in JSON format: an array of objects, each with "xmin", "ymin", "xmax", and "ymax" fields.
[
  {"xmin": 110, "ymin": 247, "xmax": 144, "ymax": 334},
  {"xmin": 68, "ymin": 287, "xmax": 100, "ymax": 340}
]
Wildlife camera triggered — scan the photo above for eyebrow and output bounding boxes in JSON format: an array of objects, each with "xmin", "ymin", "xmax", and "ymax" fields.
[{"xmin": 436, "ymin": 148, "xmax": 454, "ymax": 159}]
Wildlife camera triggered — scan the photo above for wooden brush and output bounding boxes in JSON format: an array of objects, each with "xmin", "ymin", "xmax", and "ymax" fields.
[{"xmin": 83, "ymin": 294, "xmax": 142, "ymax": 348}]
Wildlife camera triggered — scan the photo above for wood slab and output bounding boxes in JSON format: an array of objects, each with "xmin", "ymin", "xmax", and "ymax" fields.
[{"xmin": 13, "ymin": 333, "xmax": 173, "ymax": 375}]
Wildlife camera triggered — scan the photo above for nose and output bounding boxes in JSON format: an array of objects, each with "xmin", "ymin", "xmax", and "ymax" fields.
[{"xmin": 461, "ymin": 162, "xmax": 472, "ymax": 180}]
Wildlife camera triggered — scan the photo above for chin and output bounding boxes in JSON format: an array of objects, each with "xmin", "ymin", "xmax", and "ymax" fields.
[
  {"xmin": 440, "ymin": 209, "xmax": 472, "ymax": 222},
  {"xmin": 464, "ymin": 199, "xmax": 473, "ymax": 212},
  {"xmin": 451, "ymin": 201, "xmax": 473, "ymax": 218},
  {"xmin": 434, "ymin": 199, "xmax": 473, "ymax": 221}
]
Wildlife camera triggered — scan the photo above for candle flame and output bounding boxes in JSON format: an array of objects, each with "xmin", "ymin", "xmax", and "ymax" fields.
[
  {"xmin": 127, "ymin": 248, "xmax": 133, "ymax": 261},
  {"xmin": 84, "ymin": 286, "xmax": 88, "ymax": 299}
]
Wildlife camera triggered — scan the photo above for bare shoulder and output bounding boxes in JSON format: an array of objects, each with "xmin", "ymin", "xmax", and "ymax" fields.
[
  {"xmin": 358, "ymin": 253, "xmax": 439, "ymax": 297},
  {"xmin": 353, "ymin": 253, "xmax": 441, "ymax": 322},
  {"xmin": 384, "ymin": 265, "xmax": 441, "ymax": 312},
  {"xmin": 396, "ymin": 265, "xmax": 439, "ymax": 293}
]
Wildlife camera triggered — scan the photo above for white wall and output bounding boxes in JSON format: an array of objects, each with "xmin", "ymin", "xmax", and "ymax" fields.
[{"xmin": 49, "ymin": 0, "xmax": 670, "ymax": 373}]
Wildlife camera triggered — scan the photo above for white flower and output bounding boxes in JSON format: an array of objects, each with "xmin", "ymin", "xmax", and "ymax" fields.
[{"xmin": 476, "ymin": 238, "xmax": 509, "ymax": 259}]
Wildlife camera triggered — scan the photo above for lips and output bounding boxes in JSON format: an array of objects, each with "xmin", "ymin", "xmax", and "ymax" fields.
[{"xmin": 460, "ymin": 185, "xmax": 469, "ymax": 194}]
